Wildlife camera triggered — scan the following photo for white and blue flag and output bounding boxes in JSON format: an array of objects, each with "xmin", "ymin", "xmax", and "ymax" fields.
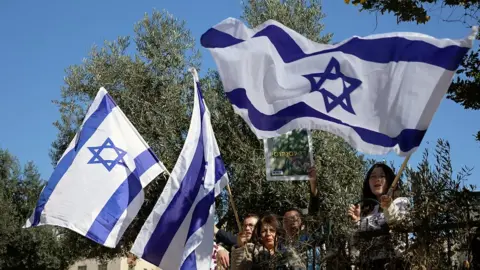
[
  {"xmin": 131, "ymin": 68, "xmax": 229, "ymax": 270},
  {"xmin": 25, "ymin": 88, "xmax": 166, "ymax": 248},
  {"xmin": 201, "ymin": 18, "xmax": 478, "ymax": 156}
]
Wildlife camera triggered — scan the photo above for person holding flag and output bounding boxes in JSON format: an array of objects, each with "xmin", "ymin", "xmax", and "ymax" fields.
[
  {"xmin": 200, "ymin": 17, "xmax": 478, "ymax": 269},
  {"xmin": 348, "ymin": 163, "xmax": 409, "ymax": 269}
]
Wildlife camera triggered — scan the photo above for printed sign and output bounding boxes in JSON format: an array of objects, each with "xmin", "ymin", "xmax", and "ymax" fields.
[{"xmin": 264, "ymin": 129, "xmax": 314, "ymax": 181}]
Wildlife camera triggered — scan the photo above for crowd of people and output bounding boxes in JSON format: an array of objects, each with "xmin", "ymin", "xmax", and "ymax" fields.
[{"xmin": 210, "ymin": 163, "xmax": 410, "ymax": 270}]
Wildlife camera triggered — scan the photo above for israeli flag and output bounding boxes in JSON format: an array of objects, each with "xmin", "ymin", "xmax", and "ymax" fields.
[
  {"xmin": 131, "ymin": 68, "xmax": 229, "ymax": 270},
  {"xmin": 201, "ymin": 18, "xmax": 478, "ymax": 156},
  {"xmin": 24, "ymin": 88, "xmax": 166, "ymax": 248}
]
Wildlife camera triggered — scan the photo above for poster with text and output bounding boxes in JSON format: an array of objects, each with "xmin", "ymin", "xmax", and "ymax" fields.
[{"xmin": 264, "ymin": 129, "xmax": 314, "ymax": 181}]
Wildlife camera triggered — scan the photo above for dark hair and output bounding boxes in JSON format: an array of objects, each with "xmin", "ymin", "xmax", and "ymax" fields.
[
  {"xmin": 243, "ymin": 213, "xmax": 260, "ymax": 222},
  {"xmin": 284, "ymin": 208, "xmax": 303, "ymax": 216},
  {"xmin": 252, "ymin": 214, "xmax": 285, "ymax": 248},
  {"xmin": 361, "ymin": 163, "xmax": 396, "ymax": 215},
  {"xmin": 283, "ymin": 208, "xmax": 303, "ymax": 224}
]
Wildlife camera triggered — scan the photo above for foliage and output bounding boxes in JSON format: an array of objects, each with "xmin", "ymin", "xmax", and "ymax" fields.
[
  {"xmin": 0, "ymin": 149, "xmax": 73, "ymax": 269},
  {"xmin": 448, "ymin": 46, "xmax": 480, "ymax": 110},
  {"xmin": 47, "ymin": 0, "xmax": 369, "ymax": 263},
  {"xmin": 242, "ymin": 0, "xmax": 332, "ymax": 43},
  {"xmin": 208, "ymin": 0, "xmax": 367, "ymax": 233},
  {"xmin": 344, "ymin": 0, "xmax": 480, "ymax": 143},
  {"xmin": 395, "ymin": 139, "xmax": 475, "ymax": 269},
  {"xmin": 326, "ymin": 140, "xmax": 476, "ymax": 269},
  {"xmin": 50, "ymin": 9, "xmax": 200, "ymax": 260},
  {"xmin": 345, "ymin": 0, "xmax": 479, "ymax": 24},
  {"xmin": 47, "ymin": 1, "xmax": 479, "ymax": 269}
]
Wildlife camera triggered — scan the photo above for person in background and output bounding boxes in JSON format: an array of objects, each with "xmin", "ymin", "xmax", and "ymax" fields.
[
  {"xmin": 348, "ymin": 163, "xmax": 410, "ymax": 269},
  {"xmin": 283, "ymin": 167, "xmax": 321, "ymax": 269},
  {"xmin": 283, "ymin": 166, "xmax": 321, "ymax": 235},
  {"xmin": 237, "ymin": 214, "xmax": 261, "ymax": 246},
  {"xmin": 231, "ymin": 214, "xmax": 306, "ymax": 270},
  {"xmin": 126, "ymin": 253, "xmax": 137, "ymax": 268},
  {"xmin": 215, "ymin": 214, "xmax": 260, "ymax": 269},
  {"xmin": 215, "ymin": 224, "xmax": 238, "ymax": 248}
]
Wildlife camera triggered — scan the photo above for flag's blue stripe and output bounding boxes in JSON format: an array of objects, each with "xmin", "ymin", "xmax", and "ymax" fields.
[
  {"xmin": 186, "ymin": 190, "xmax": 215, "ymax": 242},
  {"xmin": 140, "ymin": 82, "xmax": 207, "ymax": 266},
  {"xmin": 180, "ymin": 189, "xmax": 215, "ymax": 270},
  {"xmin": 227, "ymin": 88, "xmax": 426, "ymax": 153},
  {"xmin": 32, "ymin": 95, "xmax": 117, "ymax": 226},
  {"xmin": 201, "ymin": 26, "xmax": 468, "ymax": 71},
  {"xmin": 141, "ymin": 142, "xmax": 206, "ymax": 266},
  {"xmin": 178, "ymin": 149, "xmax": 225, "ymax": 268},
  {"xmin": 186, "ymin": 160, "xmax": 222, "ymax": 241},
  {"xmin": 201, "ymin": 27, "xmax": 244, "ymax": 48},
  {"xmin": 85, "ymin": 148, "xmax": 161, "ymax": 245},
  {"xmin": 180, "ymin": 252, "xmax": 197, "ymax": 270},
  {"xmin": 181, "ymin": 157, "xmax": 226, "ymax": 255},
  {"xmin": 214, "ymin": 156, "xmax": 226, "ymax": 183}
]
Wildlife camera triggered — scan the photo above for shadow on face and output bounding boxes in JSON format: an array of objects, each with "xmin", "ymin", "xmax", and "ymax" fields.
[{"xmin": 283, "ymin": 210, "xmax": 302, "ymax": 237}]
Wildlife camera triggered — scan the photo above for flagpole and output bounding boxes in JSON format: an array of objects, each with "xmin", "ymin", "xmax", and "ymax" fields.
[
  {"xmin": 387, "ymin": 153, "xmax": 412, "ymax": 197},
  {"xmin": 226, "ymin": 183, "xmax": 243, "ymax": 232}
]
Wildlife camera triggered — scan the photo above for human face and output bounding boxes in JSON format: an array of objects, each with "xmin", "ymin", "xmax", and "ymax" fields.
[
  {"xmin": 260, "ymin": 223, "xmax": 276, "ymax": 250},
  {"xmin": 369, "ymin": 167, "xmax": 388, "ymax": 198},
  {"xmin": 242, "ymin": 217, "xmax": 258, "ymax": 240},
  {"xmin": 283, "ymin": 210, "xmax": 302, "ymax": 237}
]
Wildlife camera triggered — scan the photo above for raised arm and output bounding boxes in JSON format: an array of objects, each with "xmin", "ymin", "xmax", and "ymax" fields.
[
  {"xmin": 214, "ymin": 226, "xmax": 238, "ymax": 248},
  {"xmin": 308, "ymin": 167, "xmax": 322, "ymax": 216}
]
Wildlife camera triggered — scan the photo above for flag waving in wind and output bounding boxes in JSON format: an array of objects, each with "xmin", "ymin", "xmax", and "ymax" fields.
[
  {"xmin": 201, "ymin": 18, "xmax": 478, "ymax": 156},
  {"xmin": 25, "ymin": 88, "xmax": 166, "ymax": 248},
  {"xmin": 131, "ymin": 68, "xmax": 229, "ymax": 270}
]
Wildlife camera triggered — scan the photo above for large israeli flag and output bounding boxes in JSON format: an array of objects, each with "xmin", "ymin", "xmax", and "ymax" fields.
[
  {"xmin": 24, "ymin": 88, "xmax": 166, "ymax": 248},
  {"xmin": 201, "ymin": 18, "xmax": 478, "ymax": 156},
  {"xmin": 131, "ymin": 68, "xmax": 229, "ymax": 270}
]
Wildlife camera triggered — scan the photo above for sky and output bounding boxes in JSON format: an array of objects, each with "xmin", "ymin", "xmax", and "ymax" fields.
[{"xmin": 0, "ymin": 0, "xmax": 479, "ymax": 188}]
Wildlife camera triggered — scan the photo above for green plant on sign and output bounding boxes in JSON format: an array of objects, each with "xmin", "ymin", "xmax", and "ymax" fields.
[{"xmin": 270, "ymin": 129, "xmax": 311, "ymax": 176}]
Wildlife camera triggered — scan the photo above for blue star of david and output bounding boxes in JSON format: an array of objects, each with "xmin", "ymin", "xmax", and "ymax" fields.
[
  {"xmin": 87, "ymin": 137, "xmax": 127, "ymax": 172},
  {"xmin": 303, "ymin": 57, "xmax": 362, "ymax": 115}
]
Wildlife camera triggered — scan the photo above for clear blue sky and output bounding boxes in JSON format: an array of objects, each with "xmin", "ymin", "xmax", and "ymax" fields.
[{"xmin": 0, "ymin": 1, "xmax": 478, "ymax": 187}]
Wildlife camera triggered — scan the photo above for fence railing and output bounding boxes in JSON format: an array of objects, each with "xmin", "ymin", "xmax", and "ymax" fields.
[
  {"xmin": 297, "ymin": 191, "xmax": 480, "ymax": 269},
  {"xmin": 297, "ymin": 221, "xmax": 480, "ymax": 269}
]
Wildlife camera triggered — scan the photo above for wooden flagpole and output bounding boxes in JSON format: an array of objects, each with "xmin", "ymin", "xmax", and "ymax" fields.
[
  {"xmin": 387, "ymin": 153, "xmax": 412, "ymax": 197},
  {"xmin": 226, "ymin": 183, "xmax": 243, "ymax": 232}
]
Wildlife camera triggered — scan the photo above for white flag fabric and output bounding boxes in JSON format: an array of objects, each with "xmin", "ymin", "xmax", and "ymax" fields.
[
  {"xmin": 201, "ymin": 18, "xmax": 478, "ymax": 156},
  {"xmin": 131, "ymin": 68, "xmax": 229, "ymax": 270},
  {"xmin": 25, "ymin": 88, "xmax": 166, "ymax": 248}
]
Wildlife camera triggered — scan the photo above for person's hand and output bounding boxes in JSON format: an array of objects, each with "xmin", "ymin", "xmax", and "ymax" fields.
[
  {"xmin": 308, "ymin": 167, "xmax": 316, "ymax": 180},
  {"xmin": 348, "ymin": 204, "xmax": 360, "ymax": 222},
  {"xmin": 237, "ymin": 231, "xmax": 248, "ymax": 247},
  {"xmin": 217, "ymin": 249, "xmax": 229, "ymax": 268},
  {"xmin": 380, "ymin": 195, "xmax": 393, "ymax": 210}
]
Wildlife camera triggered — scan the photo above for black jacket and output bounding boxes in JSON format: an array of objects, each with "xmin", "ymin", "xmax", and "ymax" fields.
[{"xmin": 215, "ymin": 228, "xmax": 238, "ymax": 249}]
